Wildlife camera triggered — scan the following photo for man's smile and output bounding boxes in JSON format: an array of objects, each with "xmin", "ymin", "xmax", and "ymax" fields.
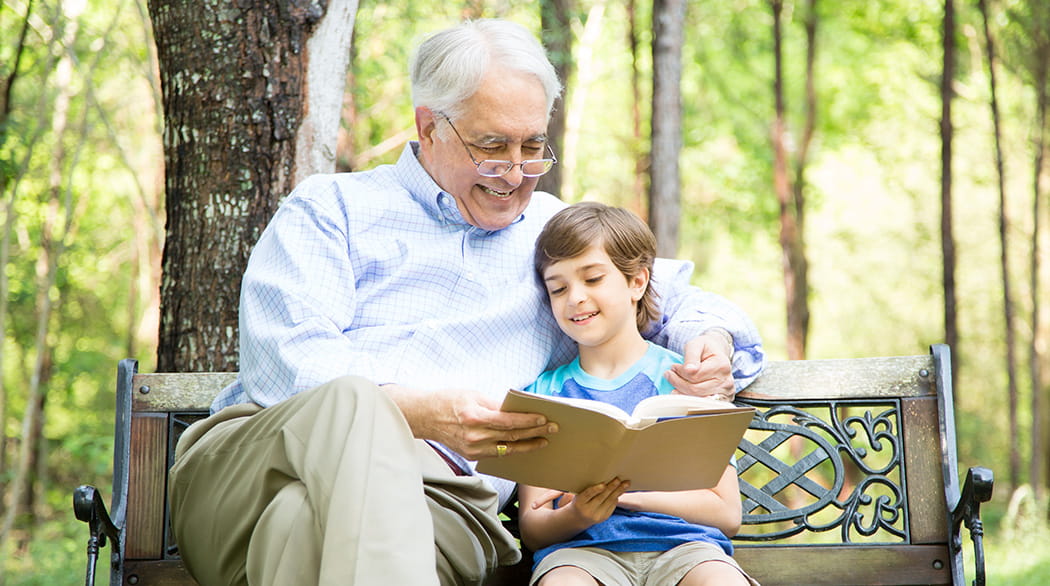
[{"xmin": 480, "ymin": 185, "xmax": 513, "ymax": 198}]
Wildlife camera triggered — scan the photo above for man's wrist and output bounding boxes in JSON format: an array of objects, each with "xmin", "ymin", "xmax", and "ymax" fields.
[{"xmin": 705, "ymin": 327, "xmax": 734, "ymax": 357}]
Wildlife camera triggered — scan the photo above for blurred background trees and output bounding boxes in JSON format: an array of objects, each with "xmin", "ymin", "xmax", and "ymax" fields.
[{"xmin": 1, "ymin": 0, "xmax": 1047, "ymax": 582}]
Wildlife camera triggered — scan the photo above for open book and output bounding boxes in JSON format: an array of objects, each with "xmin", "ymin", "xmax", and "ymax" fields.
[{"xmin": 476, "ymin": 389, "xmax": 755, "ymax": 493}]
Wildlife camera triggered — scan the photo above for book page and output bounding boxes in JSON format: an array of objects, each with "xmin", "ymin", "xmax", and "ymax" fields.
[
  {"xmin": 631, "ymin": 393, "xmax": 748, "ymax": 422},
  {"xmin": 501, "ymin": 389, "xmax": 633, "ymax": 423}
]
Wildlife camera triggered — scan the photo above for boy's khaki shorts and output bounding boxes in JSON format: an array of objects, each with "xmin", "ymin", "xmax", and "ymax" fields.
[{"xmin": 530, "ymin": 541, "xmax": 760, "ymax": 586}]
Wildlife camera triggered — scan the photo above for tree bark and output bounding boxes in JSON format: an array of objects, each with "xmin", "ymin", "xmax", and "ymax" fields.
[
  {"xmin": 941, "ymin": 0, "xmax": 959, "ymax": 388},
  {"xmin": 650, "ymin": 0, "xmax": 685, "ymax": 258},
  {"xmin": 149, "ymin": 0, "xmax": 358, "ymax": 372},
  {"xmin": 978, "ymin": 0, "xmax": 1020, "ymax": 491},
  {"xmin": 538, "ymin": 0, "xmax": 573, "ymax": 198},
  {"xmin": 770, "ymin": 0, "xmax": 812, "ymax": 360},
  {"xmin": 627, "ymin": 0, "xmax": 647, "ymax": 218}
]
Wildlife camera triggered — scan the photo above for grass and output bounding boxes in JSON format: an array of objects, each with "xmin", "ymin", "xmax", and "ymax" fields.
[{"xmin": 978, "ymin": 489, "xmax": 1050, "ymax": 585}]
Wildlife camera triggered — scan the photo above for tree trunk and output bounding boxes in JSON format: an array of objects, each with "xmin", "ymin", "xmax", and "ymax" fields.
[
  {"xmin": 941, "ymin": 0, "xmax": 959, "ymax": 389},
  {"xmin": 770, "ymin": 0, "xmax": 811, "ymax": 360},
  {"xmin": 978, "ymin": 0, "xmax": 1020, "ymax": 491},
  {"xmin": 538, "ymin": 0, "xmax": 573, "ymax": 199},
  {"xmin": 1029, "ymin": 4, "xmax": 1050, "ymax": 501},
  {"xmin": 792, "ymin": 0, "xmax": 818, "ymax": 358},
  {"xmin": 627, "ymin": 0, "xmax": 647, "ymax": 218},
  {"xmin": 149, "ymin": 0, "xmax": 359, "ymax": 372},
  {"xmin": 650, "ymin": 0, "xmax": 685, "ymax": 258}
]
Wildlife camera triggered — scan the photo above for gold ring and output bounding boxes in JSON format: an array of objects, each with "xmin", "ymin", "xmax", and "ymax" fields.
[{"xmin": 496, "ymin": 443, "xmax": 508, "ymax": 458}]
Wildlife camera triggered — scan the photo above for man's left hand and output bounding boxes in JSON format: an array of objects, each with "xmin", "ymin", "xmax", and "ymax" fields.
[{"xmin": 665, "ymin": 331, "xmax": 735, "ymax": 400}]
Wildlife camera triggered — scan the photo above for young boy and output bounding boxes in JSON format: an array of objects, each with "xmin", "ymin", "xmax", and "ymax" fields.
[{"xmin": 518, "ymin": 202, "xmax": 758, "ymax": 585}]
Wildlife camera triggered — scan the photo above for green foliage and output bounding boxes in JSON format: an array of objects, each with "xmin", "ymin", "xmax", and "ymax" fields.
[{"xmin": 1, "ymin": 0, "xmax": 159, "ymax": 574}]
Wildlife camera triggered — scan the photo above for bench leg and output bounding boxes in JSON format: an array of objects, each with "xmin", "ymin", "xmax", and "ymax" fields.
[
  {"xmin": 950, "ymin": 466, "xmax": 994, "ymax": 586},
  {"xmin": 73, "ymin": 485, "xmax": 123, "ymax": 586}
]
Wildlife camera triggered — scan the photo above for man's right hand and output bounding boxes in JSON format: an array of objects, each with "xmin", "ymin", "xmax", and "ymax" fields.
[{"xmin": 383, "ymin": 385, "xmax": 558, "ymax": 460}]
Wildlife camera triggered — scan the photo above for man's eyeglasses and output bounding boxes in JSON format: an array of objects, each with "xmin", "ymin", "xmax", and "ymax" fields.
[{"xmin": 441, "ymin": 115, "xmax": 557, "ymax": 178}]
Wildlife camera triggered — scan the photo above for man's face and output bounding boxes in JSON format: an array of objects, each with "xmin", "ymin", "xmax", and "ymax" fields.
[{"xmin": 417, "ymin": 70, "xmax": 550, "ymax": 231}]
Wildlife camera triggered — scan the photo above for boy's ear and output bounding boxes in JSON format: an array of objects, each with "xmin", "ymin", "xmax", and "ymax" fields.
[{"xmin": 630, "ymin": 267, "xmax": 650, "ymax": 301}]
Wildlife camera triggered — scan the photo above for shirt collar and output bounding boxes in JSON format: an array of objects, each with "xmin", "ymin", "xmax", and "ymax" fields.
[{"xmin": 398, "ymin": 142, "xmax": 525, "ymax": 233}]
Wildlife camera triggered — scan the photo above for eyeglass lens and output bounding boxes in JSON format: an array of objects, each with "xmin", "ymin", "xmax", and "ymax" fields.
[
  {"xmin": 441, "ymin": 113, "xmax": 556, "ymax": 178},
  {"xmin": 477, "ymin": 158, "xmax": 554, "ymax": 178}
]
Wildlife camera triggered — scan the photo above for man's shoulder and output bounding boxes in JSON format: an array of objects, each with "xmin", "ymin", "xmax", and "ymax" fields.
[
  {"xmin": 292, "ymin": 167, "xmax": 403, "ymax": 204},
  {"xmin": 523, "ymin": 191, "xmax": 568, "ymax": 224},
  {"xmin": 281, "ymin": 167, "xmax": 421, "ymax": 228}
]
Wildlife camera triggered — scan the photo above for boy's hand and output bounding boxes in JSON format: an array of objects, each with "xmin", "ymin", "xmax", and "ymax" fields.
[{"xmin": 559, "ymin": 478, "xmax": 630, "ymax": 526}]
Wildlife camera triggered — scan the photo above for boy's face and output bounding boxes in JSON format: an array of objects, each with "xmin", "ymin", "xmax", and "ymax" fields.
[{"xmin": 541, "ymin": 244, "xmax": 648, "ymax": 351}]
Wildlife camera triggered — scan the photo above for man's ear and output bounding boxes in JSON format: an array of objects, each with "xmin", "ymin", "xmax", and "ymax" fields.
[{"xmin": 415, "ymin": 107, "xmax": 438, "ymax": 149}]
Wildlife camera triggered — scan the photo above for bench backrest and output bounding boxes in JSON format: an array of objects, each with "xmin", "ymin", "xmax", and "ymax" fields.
[{"xmin": 109, "ymin": 345, "xmax": 964, "ymax": 585}]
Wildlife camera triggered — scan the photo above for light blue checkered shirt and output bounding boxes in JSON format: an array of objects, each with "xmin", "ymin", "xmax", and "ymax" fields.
[{"xmin": 213, "ymin": 141, "xmax": 764, "ymax": 419}]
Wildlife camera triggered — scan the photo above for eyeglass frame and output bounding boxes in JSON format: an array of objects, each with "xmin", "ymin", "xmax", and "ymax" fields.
[{"xmin": 438, "ymin": 114, "xmax": 558, "ymax": 178}]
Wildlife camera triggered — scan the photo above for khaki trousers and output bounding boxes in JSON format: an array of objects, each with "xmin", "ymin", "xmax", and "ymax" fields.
[{"xmin": 168, "ymin": 376, "xmax": 521, "ymax": 585}]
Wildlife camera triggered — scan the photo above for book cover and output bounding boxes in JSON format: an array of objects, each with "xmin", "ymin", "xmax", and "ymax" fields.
[{"xmin": 476, "ymin": 389, "xmax": 756, "ymax": 493}]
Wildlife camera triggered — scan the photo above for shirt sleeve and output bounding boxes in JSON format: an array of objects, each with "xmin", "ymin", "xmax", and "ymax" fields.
[
  {"xmin": 645, "ymin": 258, "xmax": 766, "ymax": 391},
  {"xmin": 237, "ymin": 176, "xmax": 379, "ymax": 407}
]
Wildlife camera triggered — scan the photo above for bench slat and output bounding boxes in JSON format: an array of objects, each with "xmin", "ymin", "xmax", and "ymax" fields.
[
  {"xmin": 125, "ymin": 559, "xmax": 197, "ymax": 585},
  {"xmin": 126, "ymin": 413, "xmax": 168, "ymax": 560},
  {"xmin": 734, "ymin": 544, "xmax": 952, "ymax": 585},
  {"xmin": 132, "ymin": 373, "xmax": 238, "ymax": 412},
  {"xmin": 741, "ymin": 354, "xmax": 933, "ymax": 400},
  {"xmin": 902, "ymin": 396, "xmax": 949, "ymax": 543}
]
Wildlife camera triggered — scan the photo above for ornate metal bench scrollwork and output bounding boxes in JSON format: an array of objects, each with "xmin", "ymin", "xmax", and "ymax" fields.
[{"xmin": 735, "ymin": 399, "xmax": 906, "ymax": 545}]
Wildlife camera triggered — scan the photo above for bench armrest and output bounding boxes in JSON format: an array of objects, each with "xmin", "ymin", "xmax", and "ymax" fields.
[
  {"xmin": 73, "ymin": 484, "xmax": 123, "ymax": 586},
  {"xmin": 950, "ymin": 466, "xmax": 994, "ymax": 586}
]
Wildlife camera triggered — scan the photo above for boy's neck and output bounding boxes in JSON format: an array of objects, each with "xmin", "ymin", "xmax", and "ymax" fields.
[{"xmin": 577, "ymin": 335, "xmax": 650, "ymax": 380}]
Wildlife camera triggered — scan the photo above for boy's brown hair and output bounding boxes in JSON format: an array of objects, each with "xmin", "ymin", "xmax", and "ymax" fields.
[{"xmin": 534, "ymin": 201, "xmax": 659, "ymax": 332}]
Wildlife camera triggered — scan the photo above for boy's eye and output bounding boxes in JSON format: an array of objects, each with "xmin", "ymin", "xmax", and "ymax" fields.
[
  {"xmin": 547, "ymin": 286, "xmax": 566, "ymax": 296},
  {"xmin": 585, "ymin": 275, "xmax": 604, "ymax": 284}
]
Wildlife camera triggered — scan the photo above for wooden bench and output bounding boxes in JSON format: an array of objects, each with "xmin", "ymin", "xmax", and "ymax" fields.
[{"xmin": 74, "ymin": 344, "xmax": 992, "ymax": 585}]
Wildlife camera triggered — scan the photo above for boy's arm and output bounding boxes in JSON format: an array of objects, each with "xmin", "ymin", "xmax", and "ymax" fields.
[
  {"xmin": 517, "ymin": 480, "xmax": 630, "ymax": 552},
  {"xmin": 615, "ymin": 465, "xmax": 743, "ymax": 537}
]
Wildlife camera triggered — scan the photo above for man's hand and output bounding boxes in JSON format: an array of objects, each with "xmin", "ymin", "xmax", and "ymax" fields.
[
  {"xmin": 665, "ymin": 330, "xmax": 736, "ymax": 400},
  {"xmin": 384, "ymin": 385, "xmax": 557, "ymax": 460}
]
